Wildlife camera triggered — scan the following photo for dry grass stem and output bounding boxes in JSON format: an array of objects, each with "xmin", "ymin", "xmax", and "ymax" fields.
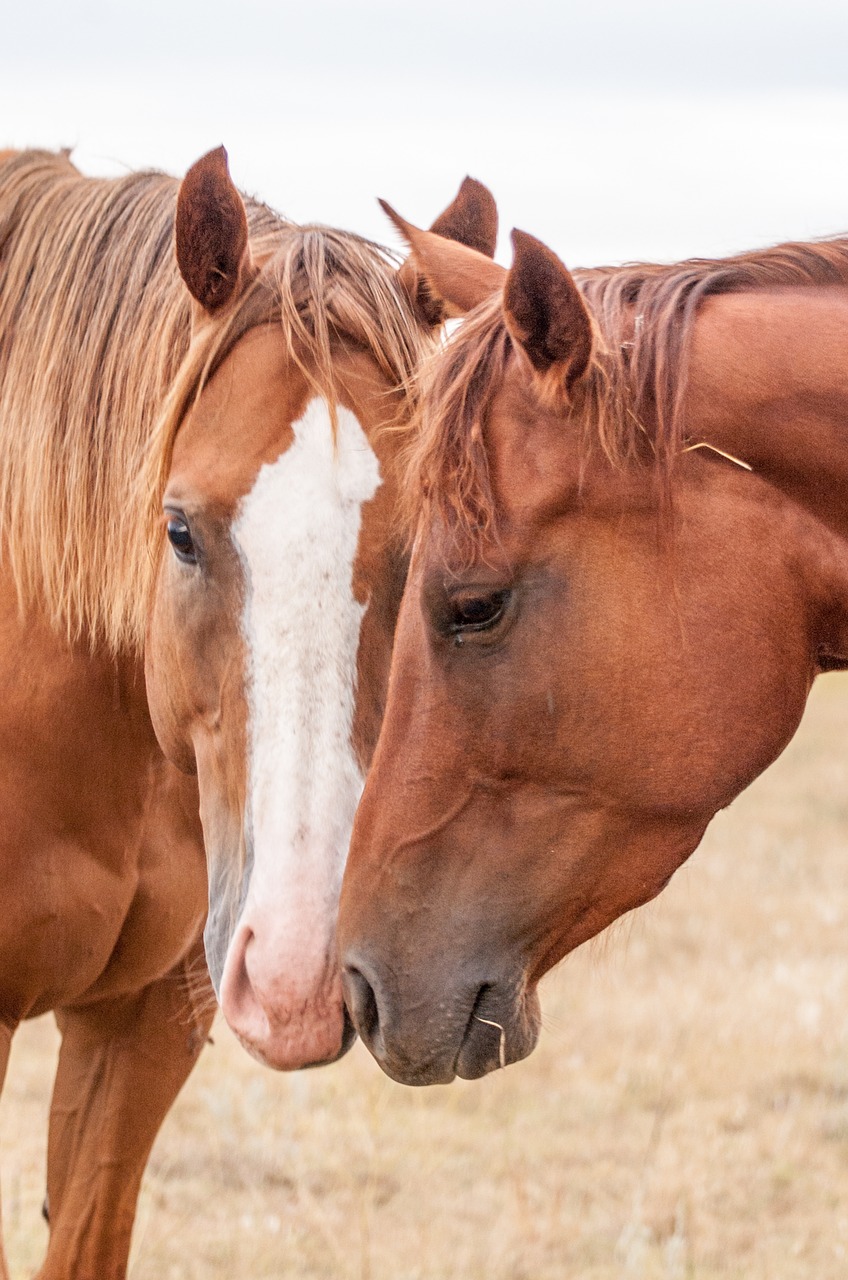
[{"xmin": 474, "ymin": 1016, "xmax": 508, "ymax": 1070}]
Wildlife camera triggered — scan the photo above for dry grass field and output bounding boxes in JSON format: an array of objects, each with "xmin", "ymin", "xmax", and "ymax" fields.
[{"xmin": 3, "ymin": 675, "xmax": 848, "ymax": 1278}]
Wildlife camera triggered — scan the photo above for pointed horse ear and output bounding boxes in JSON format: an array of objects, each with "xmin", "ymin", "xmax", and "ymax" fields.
[
  {"xmin": 429, "ymin": 176, "xmax": 498, "ymax": 260},
  {"xmin": 175, "ymin": 146, "xmax": 256, "ymax": 318},
  {"xmin": 503, "ymin": 229, "xmax": 593, "ymax": 393},
  {"xmin": 381, "ymin": 178, "xmax": 505, "ymax": 326}
]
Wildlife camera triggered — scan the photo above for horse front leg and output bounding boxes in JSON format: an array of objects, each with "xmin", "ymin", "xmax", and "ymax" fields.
[
  {"xmin": 0, "ymin": 1019, "xmax": 15, "ymax": 1280},
  {"xmin": 36, "ymin": 936, "xmax": 214, "ymax": 1280}
]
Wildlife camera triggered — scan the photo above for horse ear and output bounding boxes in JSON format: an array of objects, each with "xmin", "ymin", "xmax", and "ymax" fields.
[
  {"xmin": 429, "ymin": 177, "xmax": 498, "ymax": 260},
  {"xmin": 175, "ymin": 147, "xmax": 255, "ymax": 317},
  {"xmin": 503, "ymin": 229, "xmax": 593, "ymax": 391},
  {"xmin": 381, "ymin": 179, "xmax": 505, "ymax": 326}
]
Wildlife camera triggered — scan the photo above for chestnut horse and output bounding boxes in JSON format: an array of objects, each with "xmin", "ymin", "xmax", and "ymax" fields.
[
  {"xmin": 339, "ymin": 202, "xmax": 848, "ymax": 1086},
  {"xmin": 0, "ymin": 149, "xmax": 494, "ymax": 1276}
]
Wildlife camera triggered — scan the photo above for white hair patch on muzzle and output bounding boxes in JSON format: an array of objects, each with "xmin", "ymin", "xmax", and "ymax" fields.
[{"xmin": 227, "ymin": 397, "xmax": 381, "ymax": 974}]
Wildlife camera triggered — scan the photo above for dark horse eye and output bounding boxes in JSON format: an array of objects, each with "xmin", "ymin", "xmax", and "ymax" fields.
[
  {"xmin": 448, "ymin": 589, "xmax": 510, "ymax": 634},
  {"xmin": 166, "ymin": 515, "xmax": 197, "ymax": 565}
]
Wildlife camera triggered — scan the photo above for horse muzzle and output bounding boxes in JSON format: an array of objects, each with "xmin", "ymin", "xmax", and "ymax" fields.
[
  {"xmin": 341, "ymin": 956, "xmax": 541, "ymax": 1085},
  {"xmin": 219, "ymin": 918, "xmax": 356, "ymax": 1070}
]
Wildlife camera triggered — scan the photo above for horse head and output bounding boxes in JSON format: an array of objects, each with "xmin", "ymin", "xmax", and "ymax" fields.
[
  {"xmin": 339, "ymin": 210, "xmax": 848, "ymax": 1084},
  {"xmin": 145, "ymin": 149, "xmax": 497, "ymax": 1070}
]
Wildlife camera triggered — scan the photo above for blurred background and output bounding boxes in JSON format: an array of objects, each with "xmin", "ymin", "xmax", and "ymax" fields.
[
  {"xmin": 5, "ymin": 0, "xmax": 848, "ymax": 264},
  {"xmin": 3, "ymin": 2, "xmax": 848, "ymax": 1276}
]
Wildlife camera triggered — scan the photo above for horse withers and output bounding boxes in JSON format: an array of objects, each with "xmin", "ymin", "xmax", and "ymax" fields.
[
  {"xmin": 338, "ymin": 203, "xmax": 848, "ymax": 1086},
  {"xmin": 0, "ymin": 148, "xmax": 495, "ymax": 1277}
]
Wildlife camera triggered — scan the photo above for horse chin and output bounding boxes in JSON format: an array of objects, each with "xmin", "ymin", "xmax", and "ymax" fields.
[
  {"xmin": 453, "ymin": 983, "xmax": 542, "ymax": 1082},
  {"xmin": 229, "ymin": 1004, "xmax": 356, "ymax": 1072},
  {"xmin": 303, "ymin": 1006, "xmax": 358, "ymax": 1069}
]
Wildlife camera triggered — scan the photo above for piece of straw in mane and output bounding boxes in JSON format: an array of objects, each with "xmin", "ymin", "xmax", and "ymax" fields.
[
  {"xmin": 0, "ymin": 150, "xmax": 426, "ymax": 654},
  {"xmin": 405, "ymin": 231, "xmax": 848, "ymax": 559}
]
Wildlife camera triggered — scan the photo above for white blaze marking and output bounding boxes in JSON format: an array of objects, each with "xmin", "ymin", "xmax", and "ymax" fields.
[{"xmin": 231, "ymin": 398, "xmax": 381, "ymax": 959}]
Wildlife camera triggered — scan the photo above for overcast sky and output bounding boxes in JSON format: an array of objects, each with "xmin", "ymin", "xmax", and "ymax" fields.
[{"xmin": 4, "ymin": 0, "xmax": 848, "ymax": 266}]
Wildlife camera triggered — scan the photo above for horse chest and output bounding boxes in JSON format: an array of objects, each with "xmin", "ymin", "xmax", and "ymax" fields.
[
  {"xmin": 0, "ymin": 767, "xmax": 206, "ymax": 1019},
  {"xmin": 76, "ymin": 764, "xmax": 207, "ymax": 1008},
  {"xmin": 0, "ymin": 607, "xmax": 206, "ymax": 1019}
]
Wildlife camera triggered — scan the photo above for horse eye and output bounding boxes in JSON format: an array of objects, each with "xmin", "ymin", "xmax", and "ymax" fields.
[
  {"xmin": 448, "ymin": 589, "xmax": 510, "ymax": 633},
  {"xmin": 166, "ymin": 516, "xmax": 197, "ymax": 565}
]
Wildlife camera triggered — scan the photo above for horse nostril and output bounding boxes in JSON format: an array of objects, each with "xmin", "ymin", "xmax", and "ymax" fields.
[{"xmin": 342, "ymin": 965, "xmax": 381, "ymax": 1049}]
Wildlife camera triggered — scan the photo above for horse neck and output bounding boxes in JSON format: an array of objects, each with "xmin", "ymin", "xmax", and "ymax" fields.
[{"xmin": 685, "ymin": 286, "xmax": 848, "ymax": 542}]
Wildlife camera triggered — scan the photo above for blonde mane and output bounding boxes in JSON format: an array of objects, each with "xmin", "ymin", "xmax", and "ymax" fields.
[
  {"xmin": 406, "ymin": 233, "xmax": 848, "ymax": 557},
  {"xmin": 0, "ymin": 151, "xmax": 427, "ymax": 654}
]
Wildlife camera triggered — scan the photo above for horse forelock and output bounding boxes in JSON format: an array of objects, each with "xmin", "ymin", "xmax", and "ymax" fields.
[
  {"xmin": 406, "ymin": 232, "xmax": 848, "ymax": 560},
  {"xmin": 0, "ymin": 151, "xmax": 428, "ymax": 656},
  {"xmin": 147, "ymin": 227, "xmax": 427, "ymax": 634}
]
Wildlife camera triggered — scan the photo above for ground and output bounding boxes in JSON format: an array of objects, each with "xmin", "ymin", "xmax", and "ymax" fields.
[{"xmin": 3, "ymin": 675, "xmax": 848, "ymax": 1279}]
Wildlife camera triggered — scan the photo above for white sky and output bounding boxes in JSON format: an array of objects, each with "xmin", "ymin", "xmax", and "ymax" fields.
[{"xmin": 3, "ymin": 0, "xmax": 848, "ymax": 267}]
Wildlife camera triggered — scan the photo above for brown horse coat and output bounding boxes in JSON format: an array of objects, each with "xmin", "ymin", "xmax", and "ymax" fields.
[
  {"xmin": 339, "ymin": 212, "xmax": 848, "ymax": 1087},
  {"xmin": 0, "ymin": 149, "xmax": 494, "ymax": 1277}
]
